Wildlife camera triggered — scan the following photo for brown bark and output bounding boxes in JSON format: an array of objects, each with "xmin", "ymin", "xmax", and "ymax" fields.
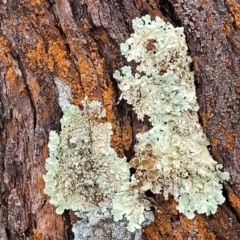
[{"xmin": 1, "ymin": 0, "xmax": 240, "ymax": 239}]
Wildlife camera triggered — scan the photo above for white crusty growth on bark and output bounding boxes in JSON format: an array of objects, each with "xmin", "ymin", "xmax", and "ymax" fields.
[
  {"xmin": 72, "ymin": 210, "xmax": 154, "ymax": 240},
  {"xmin": 54, "ymin": 77, "xmax": 72, "ymax": 107}
]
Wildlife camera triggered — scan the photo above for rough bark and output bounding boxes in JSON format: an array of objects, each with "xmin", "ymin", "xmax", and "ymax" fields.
[{"xmin": 1, "ymin": 0, "xmax": 240, "ymax": 239}]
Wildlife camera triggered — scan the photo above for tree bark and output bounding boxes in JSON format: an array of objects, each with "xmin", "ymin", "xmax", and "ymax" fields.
[{"xmin": 1, "ymin": 0, "xmax": 240, "ymax": 239}]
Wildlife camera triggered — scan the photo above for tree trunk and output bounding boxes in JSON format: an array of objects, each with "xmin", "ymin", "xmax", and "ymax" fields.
[{"xmin": 1, "ymin": 0, "xmax": 240, "ymax": 239}]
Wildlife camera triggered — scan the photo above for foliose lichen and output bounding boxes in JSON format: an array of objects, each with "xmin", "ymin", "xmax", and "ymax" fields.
[
  {"xmin": 44, "ymin": 14, "xmax": 230, "ymax": 240},
  {"xmin": 113, "ymin": 14, "xmax": 229, "ymax": 219},
  {"xmin": 43, "ymin": 83, "xmax": 148, "ymax": 233},
  {"xmin": 72, "ymin": 210, "xmax": 154, "ymax": 240},
  {"xmin": 44, "ymin": 100, "xmax": 111, "ymax": 214}
]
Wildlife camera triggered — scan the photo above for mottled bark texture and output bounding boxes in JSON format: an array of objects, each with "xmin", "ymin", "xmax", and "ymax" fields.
[{"xmin": 0, "ymin": 0, "xmax": 240, "ymax": 239}]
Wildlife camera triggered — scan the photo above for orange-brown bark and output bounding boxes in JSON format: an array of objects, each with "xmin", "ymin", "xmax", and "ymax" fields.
[{"xmin": 1, "ymin": 0, "xmax": 240, "ymax": 239}]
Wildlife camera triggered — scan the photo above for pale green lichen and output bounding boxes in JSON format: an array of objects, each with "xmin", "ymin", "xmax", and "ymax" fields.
[
  {"xmin": 114, "ymin": 15, "xmax": 229, "ymax": 219},
  {"xmin": 44, "ymin": 14, "xmax": 230, "ymax": 239},
  {"xmin": 43, "ymin": 94, "xmax": 147, "ymax": 232}
]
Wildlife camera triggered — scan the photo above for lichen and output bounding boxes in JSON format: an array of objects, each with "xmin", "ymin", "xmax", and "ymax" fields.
[
  {"xmin": 43, "ymin": 81, "xmax": 147, "ymax": 232},
  {"xmin": 114, "ymin": 14, "xmax": 229, "ymax": 219},
  {"xmin": 44, "ymin": 14, "xmax": 230, "ymax": 239},
  {"xmin": 72, "ymin": 210, "xmax": 154, "ymax": 240},
  {"xmin": 44, "ymin": 99, "xmax": 128, "ymax": 212},
  {"xmin": 54, "ymin": 77, "xmax": 72, "ymax": 107}
]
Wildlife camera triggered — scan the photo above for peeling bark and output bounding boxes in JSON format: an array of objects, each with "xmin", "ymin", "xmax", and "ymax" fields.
[{"xmin": 1, "ymin": 0, "xmax": 240, "ymax": 239}]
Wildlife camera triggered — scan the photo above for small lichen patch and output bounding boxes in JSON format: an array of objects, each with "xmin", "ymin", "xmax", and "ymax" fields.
[
  {"xmin": 48, "ymin": 39, "xmax": 70, "ymax": 76},
  {"xmin": 225, "ymin": 131, "xmax": 235, "ymax": 151},
  {"xmin": 33, "ymin": 229, "xmax": 44, "ymax": 240},
  {"xmin": 0, "ymin": 36, "xmax": 19, "ymax": 89},
  {"xmin": 72, "ymin": 210, "xmax": 154, "ymax": 240},
  {"xmin": 26, "ymin": 42, "xmax": 48, "ymax": 74},
  {"xmin": 226, "ymin": 0, "xmax": 240, "ymax": 29},
  {"xmin": 28, "ymin": 76, "xmax": 41, "ymax": 102},
  {"xmin": 6, "ymin": 66, "xmax": 17, "ymax": 87}
]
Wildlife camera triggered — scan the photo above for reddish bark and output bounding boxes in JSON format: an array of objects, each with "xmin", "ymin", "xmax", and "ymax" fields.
[{"xmin": 1, "ymin": 0, "xmax": 240, "ymax": 239}]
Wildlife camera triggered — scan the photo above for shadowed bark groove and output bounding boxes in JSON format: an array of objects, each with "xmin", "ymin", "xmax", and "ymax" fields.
[{"xmin": 1, "ymin": 0, "xmax": 240, "ymax": 239}]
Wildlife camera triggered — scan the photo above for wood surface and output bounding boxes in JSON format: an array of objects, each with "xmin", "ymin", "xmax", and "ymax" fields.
[{"xmin": 1, "ymin": 0, "xmax": 240, "ymax": 239}]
